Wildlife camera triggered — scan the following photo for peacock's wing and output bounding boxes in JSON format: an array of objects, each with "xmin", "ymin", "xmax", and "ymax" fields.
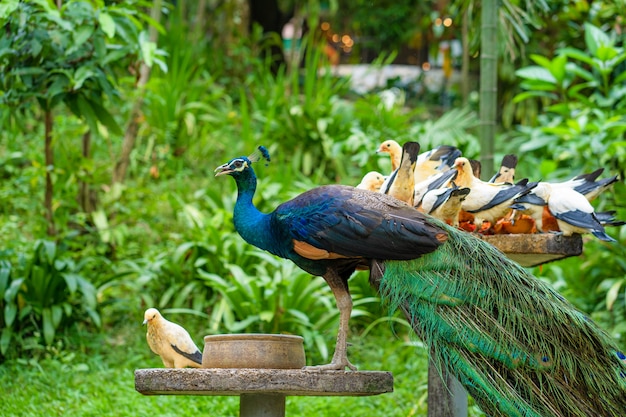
[
  {"xmin": 378, "ymin": 221, "xmax": 626, "ymax": 417},
  {"xmin": 273, "ymin": 185, "xmax": 447, "ymax": 260}
]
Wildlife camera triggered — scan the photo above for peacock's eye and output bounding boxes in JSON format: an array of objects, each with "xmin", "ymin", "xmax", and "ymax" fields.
[{"xmin": 233, "ymin": 160, "xmax": 243, "ymax": 168}]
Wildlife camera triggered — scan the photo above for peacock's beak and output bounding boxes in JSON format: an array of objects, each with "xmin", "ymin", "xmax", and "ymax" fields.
[
  {"xmin": 142, "ymin": 319, "xmax": 147, "ymax": 325},
  {"xmin": 214, "ymin": 163, "xmax": 232, "ymax": 177}
]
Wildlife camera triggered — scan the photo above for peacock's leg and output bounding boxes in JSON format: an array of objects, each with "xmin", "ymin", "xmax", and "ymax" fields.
[{"xmin": 305, "ymin": 269, "xmax": 357, "ymax": 371}]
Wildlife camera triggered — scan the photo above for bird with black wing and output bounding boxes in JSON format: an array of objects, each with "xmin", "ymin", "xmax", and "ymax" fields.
[{"xmin": 143, "ymin": 308, "xmax": 203, "ymax": 368}]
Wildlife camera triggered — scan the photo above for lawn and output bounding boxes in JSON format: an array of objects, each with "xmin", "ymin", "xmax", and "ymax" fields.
[{"xmin": 0, "ymin": 318, "xmax": 490, "ymax": 417}]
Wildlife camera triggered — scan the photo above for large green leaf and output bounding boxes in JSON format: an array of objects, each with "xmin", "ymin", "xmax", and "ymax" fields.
[
  {"xmin": 0, "ymin": 261, "xmax": 10, "ymax": 295},
  {"xmin": 584, "ymin": 22, "xmax": 612, "ymax": 57},
  {"xmin": 550, "ymin": 55, "xmax": 567, "ymax": 84},
  {"xmin": 0, "ymin": 0, "xmax": 19, "ymax": 20},
  {"xmin": 4, "ymin": 278, "xmax": 23, "ymax": 303},
  {"xmin": 71, "ymin": 25, "xmax": 95, "ymax": 51},
  {"xmin": 47, "ymin": 74, "xmax": 69, "ymax": 101},
  {"xmin": 557, "ymin": 47, "xmax": 595, "ymax": 67},
  {"xmin": 512, "ymin": 91, "xmax": 558, "ymax": 104},
  {"xmin": 0, "ymin": 327, "xmax": 13, "ymax": 356},
  {"xmin": 98, "ymin": 11, "xmax": 116, "ymax": 38},
  {"xmin": 51, "ymin": 304, "xmax": 63, "ymax": 328},
  {"xmin": 515, "ymin": 66, "xmax": 556, "ymax": 83},
  {"xmin": 42, "ymin": 307, "xmax": 55, "ymax": 345},
  {"xmin": 72, "ymin": 66, "xmax": 95, "ymax": 91},
  {"xmin": 4, "ymin": 303, "xmax": 17, "ymax": 327},
  {"xmin": 39, "ymin": 240, "xmax": 57, "ymax": 265},
  {"xmin": 74, "ymin": 94, "xmax": 99, "ymax": 133},
  {"xmin": 62, "ymin": 272, "xmax": 79, "ymax": 295},
  {"xmin": 87, "ymin": 97, "xmax": 123, "ymax": 135}
]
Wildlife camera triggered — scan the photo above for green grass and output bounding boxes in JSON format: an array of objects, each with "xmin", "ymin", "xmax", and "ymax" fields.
[{"xmin": 0, "ymin": 318, "xmax": 443, "ymax": 417}]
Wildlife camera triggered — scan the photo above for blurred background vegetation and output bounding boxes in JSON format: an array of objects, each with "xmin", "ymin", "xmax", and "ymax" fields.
[{"xmin": 0, "ymin": 0, "xmax": 624, "ymax": 416}]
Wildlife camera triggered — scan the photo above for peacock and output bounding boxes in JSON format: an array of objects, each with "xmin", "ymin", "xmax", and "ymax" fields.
[{"xmin": 215, "ymin": 146, "xmax": 626, "ymax": 417}]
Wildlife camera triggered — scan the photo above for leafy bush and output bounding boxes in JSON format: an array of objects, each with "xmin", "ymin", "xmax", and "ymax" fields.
[
  {"xmin": 505, "ymin": 21, "xmax": 626, "ymax": 348},
  {"xmin": 512, "ymin": 22, "xmax": 626, "ymax": 178},
  {"xmin": 0, "ymin": 240, "xmax": 100, "ymax": 358}
]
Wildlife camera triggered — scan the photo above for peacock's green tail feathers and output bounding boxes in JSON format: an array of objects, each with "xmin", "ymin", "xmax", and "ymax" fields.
[{"xmin": 379, "ymin": 220, "xmax": 626, "ymax": 417}]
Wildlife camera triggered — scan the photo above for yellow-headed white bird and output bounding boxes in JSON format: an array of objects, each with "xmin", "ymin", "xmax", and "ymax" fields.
[
  {"xmin": 418, "ymin": 184, "xmax": 471, "ymax": 227},
  {"xmin": 454, "ymin": 157, "xmax": 537, "ymax": 228},
  {"xmin": 376, "ymin": 139, "xmax": 402, "ymax": 172},
  {"xmin": 515, "ymin": 183, "xmax": 616, "ymax": 241},
  {"xmin": 143, "ymin": 308, "xmax": 203, "ymax": 368},
  {"xmin": 356, "ymin": 171, "xmax": 386, "ymax": 192}
]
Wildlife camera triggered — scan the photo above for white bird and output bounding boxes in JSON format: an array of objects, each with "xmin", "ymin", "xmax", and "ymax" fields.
[
  {"xmin": 418, "ymin": 184, "xmax": 471, "ymax": 227},
  {"xmin": 376, "ymin": 140, "xmax": 461, "ymax": 184},
  {"xmin": 516, "ymin": 183, "xmax": 615, "ymax": 241},
  {"xmin": 514, "ymin": 169, "xmax": 619, "ymax": 231},
  {"xmin": 143, "ymin": 308, "xmax": 203, "ymax": 368},
  {"xmin": 512, "ymin": 183, "xmax": 551, "ymax": 232},
  {"xmin": 552, "ymin": 168, "xmax": 618, "ymax": 201},
  {"xmin": 454, "ymin": 157, "xmax": 536, "ymax": 228},
  {"xmin": 413, "ymin": 169, "xmax": 458, "ymax": 207},
  {"xmin": 356, "ymin": 171, "xmax": 386, "ymax": 192}
]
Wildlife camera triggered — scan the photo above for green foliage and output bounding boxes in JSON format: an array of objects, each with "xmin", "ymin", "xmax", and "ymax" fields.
[
  {"xmin": 499, "ymin": 21, "xmax": 626, "ymax": 348},
  {"xmin": 512, "ymin": 22, "xmax": 626, "ymax": 176},
  {"xmin": 234, "ymin": 35, "xmax": 353, "ymax": 179},
  {"xmin": 0, "ymin": 0, "xmax": 167, "ymax": 237},
  {"xmin": 0, "ymin": 0, "xmax": 162, "ymax": 129},
  {"xmin": 0, "ymin": 240, "xmax": 100, "ymax": 357}
]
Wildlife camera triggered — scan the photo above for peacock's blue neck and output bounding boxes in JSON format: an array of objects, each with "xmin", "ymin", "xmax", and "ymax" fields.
[{"xmin": 232, "ymin": 170, "xmax": 274, "ymax": 253}]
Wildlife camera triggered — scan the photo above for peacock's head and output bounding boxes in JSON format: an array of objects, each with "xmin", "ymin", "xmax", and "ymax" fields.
[{"xmin": 215, "ymin": 146, "xmax": 270, "ymax": 178}]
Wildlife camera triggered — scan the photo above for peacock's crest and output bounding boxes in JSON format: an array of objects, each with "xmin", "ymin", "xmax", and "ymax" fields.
[
  {"xmin": 214, "ymin": 146, "xmax": 270, "ymax": 177},
  {"xmin": 249, "ymin": 145, "xmax": 271, "ymax": 165}
]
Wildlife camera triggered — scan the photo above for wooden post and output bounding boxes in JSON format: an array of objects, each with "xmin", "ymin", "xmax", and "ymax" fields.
[
  {"xmin": 240, "ymin": 394, "xmax": 285, "ymax": 417},
  {"xmin": 428, "ymin": 359, "xmax": 467, "ymax": 417}
]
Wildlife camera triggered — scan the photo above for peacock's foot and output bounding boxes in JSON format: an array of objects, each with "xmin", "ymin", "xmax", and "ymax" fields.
[{"xmin": 304, "ymin": 359, "xmax": 357, "ymax": 372}]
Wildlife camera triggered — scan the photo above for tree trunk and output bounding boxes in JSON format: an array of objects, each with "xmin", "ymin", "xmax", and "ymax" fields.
[
  {"xmin": 112, "ymin": 0, "xmax": 162, "ymax": 184},
  {"xmin": 479, "ymin": 0, "xmax": 498, "ymax": 179},
  {"xmin": 79, "ymin": 131, "xmax": 96, "ymax": 213},
  {"xmin": 44, "ymin": 110, "xmax": 56, "ymax": 236}
]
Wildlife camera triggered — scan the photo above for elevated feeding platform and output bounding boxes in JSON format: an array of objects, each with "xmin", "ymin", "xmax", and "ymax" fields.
[
  {"xmin": 480, "ymin": 233, "xmax": 582, "ymax": 267},
  {"xmin": 135, "ymin": 368, "xmax": 393, "ymax": 397},
  {"xmin": 135, "ymin": 334, "xmax": 393, "ymax": 417}
]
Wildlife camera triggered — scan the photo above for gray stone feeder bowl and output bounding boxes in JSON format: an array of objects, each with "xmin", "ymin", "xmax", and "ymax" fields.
[{"xmin": 202, "ymin": 333, "xmax": 306, "ymax": 369}]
